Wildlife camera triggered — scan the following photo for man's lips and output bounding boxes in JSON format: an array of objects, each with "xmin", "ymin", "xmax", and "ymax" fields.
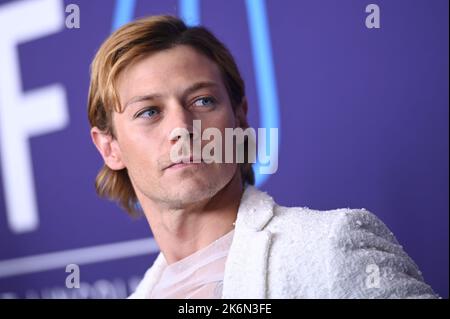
[{"xmin": 164, "ymin": 156, "xmax": 204, "ymax": 170}]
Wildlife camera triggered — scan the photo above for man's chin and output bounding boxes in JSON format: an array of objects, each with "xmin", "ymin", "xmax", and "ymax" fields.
[
  {"xmin": 163, "ymin": 175, "xmax": 224, "ymax": 205},
  {"xmin": 174, "ymin": 179, "xmax": 216, "ymax": 198},
  {"xmin": 159, "ymin": 164, "xmax": 237, "ymax": 206}
]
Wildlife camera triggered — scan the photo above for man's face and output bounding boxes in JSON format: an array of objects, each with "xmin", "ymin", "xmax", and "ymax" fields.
[{"xmin": 110, "ymin": 45, "xmax": 242, "ymax": 208}]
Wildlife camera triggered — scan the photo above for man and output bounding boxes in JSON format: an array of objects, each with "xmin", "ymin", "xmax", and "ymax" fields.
[{"xmin": 88, "ymin": 15, "xmax": 436, "ymax": 298}]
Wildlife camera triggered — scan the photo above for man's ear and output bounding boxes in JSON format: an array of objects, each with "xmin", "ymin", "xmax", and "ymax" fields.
[
  {"xmin": 90, "ymin": 127, "xmax": 125, "ymax": 170},
  {"xmin": 235, "ymin": 96, "xmax": 249, "ymax": 129}
]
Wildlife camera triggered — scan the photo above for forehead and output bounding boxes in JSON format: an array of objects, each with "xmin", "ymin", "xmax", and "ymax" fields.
[{"xmin": 116, "ymin": 45, "xmax": 224, "ymax": 105}]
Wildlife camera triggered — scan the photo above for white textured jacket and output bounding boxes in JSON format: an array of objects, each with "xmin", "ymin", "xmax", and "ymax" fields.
[{"xmin": 129, "ymin": 185, "xmax": 437, "ymax": 299}]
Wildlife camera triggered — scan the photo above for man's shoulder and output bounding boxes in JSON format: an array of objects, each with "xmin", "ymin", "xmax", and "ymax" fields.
[
  {"xmin": 269, "ymin": 203, "xmax": 396, "ymax": 243},
  {"xmin": 242, "ymin": 185, "xmax": 395, "ymax": 245},
  {"xmin": 263, "ymin": 201, "xmax": 436, "ymax": 298}
]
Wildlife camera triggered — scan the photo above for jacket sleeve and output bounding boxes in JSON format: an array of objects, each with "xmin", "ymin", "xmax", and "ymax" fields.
[{"xmin": 326, "ymin": 209, "xmax": 438, "ymax": 299}]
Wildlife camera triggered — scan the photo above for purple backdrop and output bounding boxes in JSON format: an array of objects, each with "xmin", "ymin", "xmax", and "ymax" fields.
[{"xmin": 0, "ymin": 0, "xmax": 448, "ymax": 298}]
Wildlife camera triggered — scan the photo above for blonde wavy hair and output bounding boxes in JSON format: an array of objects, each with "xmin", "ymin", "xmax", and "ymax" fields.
[{"xmin": 87, "ymin": 15, "xmax": 254, "ymax": 215}]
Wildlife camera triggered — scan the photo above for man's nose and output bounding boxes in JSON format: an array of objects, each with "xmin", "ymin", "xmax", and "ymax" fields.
[{"xmin": 166, "ymin": 103, "xmax": 196, "ymax": 144}]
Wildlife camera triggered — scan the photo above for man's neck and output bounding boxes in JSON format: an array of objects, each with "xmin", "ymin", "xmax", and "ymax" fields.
[{"xmin": 141, "ymin": 172, "xmax": 244, "ymax": 265}]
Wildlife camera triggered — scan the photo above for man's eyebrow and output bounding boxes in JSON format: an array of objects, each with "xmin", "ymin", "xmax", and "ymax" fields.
[
  {"xmin": 124, "ymin": 93, "xmax": 163, "ymax": 109},
  {"xmin": 181, "ymin": 81, "xmax": 219, "ymax": 99},
  {"xmin": 123, "ymin": 81, "xmax": 219, "ymax": 109}
]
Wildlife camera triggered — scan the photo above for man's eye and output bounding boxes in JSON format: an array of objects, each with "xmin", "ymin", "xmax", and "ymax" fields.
[
  {"xmin": 193, "ymin": 96, "xmax": 216, "ymax": 107},
  {"xmin": 136, "ymin": 108, "xmax": 159, "ymax": 118}
]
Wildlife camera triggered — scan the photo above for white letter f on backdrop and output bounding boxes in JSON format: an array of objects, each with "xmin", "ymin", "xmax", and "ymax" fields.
[{"xmin": 0, "ymin": 0, "xmax": 69, "ymax": 233}]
